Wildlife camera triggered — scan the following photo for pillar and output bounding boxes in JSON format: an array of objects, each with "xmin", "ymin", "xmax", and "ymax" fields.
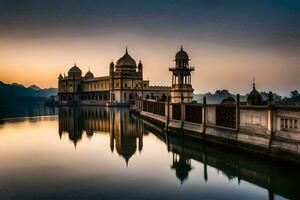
[{"xmin": 236, "ymin": 94, "xmax": 240, "ymax": 131}]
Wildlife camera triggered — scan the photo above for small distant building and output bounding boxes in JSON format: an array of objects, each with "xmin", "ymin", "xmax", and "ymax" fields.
[
  {"xmin": 58, "ymin": 48, "xmax": 171, "ymax": 106},
  {"xmin": 247, "ymin": 80, "xmax": 263, "ymax": 105},
  {"xmin": 169, "ymin": 46, "xmax": 195, "ymax": 103}
]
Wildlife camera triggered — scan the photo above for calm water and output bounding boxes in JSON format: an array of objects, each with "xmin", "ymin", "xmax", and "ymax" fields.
[{"xmin": 0, "ymin": 106, "xmax": 299, "ymax": 200}]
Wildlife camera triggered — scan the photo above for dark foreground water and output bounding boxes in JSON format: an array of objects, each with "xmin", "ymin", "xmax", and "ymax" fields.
[{"xmin": 0, "ymin": 106, "xmax": 299, "ymax": 200}]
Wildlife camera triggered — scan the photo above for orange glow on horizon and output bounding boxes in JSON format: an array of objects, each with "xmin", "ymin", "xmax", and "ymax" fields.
[{"xmin": 0, "ymin": 35, "xmax": 299, "ymax": 95}]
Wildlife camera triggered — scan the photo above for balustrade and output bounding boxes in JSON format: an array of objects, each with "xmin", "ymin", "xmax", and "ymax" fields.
[
  {"xmin": 172, "ymin": 104, "xmax": 182, "ymax": 120},
  {"xmin": 139, "ymin": 99, "xmax": 300, "ymax": 135},
  {"xmin": 185, "ymin": 104, "xmax": 202, "ymax": 123},
  {"xmin": 280, "ymin": 118, "xmax": 300, "ymax": 131},
  {"xmin": 142, "ymin": 100, "xmax": 165, "ymax": 116},
  {"xmin": 216, "ymin": 105, "xmax": 236, "ymax": 129}
]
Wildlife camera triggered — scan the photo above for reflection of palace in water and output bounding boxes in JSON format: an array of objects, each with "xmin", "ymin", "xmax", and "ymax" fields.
[
  {"xmin": 58, "ymin": 107, "xmax": 145, "ymax": 165},
  {"xmin": 149, "ymin": 125, "xmax": 300, "ymax": 200},
  {"xmin": 58, "ymin": 107, "xmax": 299, "ymax": 199}
]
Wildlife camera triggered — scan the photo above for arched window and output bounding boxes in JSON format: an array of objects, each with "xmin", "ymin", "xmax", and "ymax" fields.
[{"xmin": 124, "ymin": 93, "xmax": 127, "ymax": 100}]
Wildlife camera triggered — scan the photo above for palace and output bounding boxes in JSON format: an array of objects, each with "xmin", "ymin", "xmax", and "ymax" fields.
[{"xmin": 57, "ymin": 47, "xmax": 172, "ymax": 106}]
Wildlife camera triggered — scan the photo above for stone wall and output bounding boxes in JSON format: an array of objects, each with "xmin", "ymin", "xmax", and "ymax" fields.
[{"xmin": 132, "ymin": 98, "xmax": 300, "ymax": 162}]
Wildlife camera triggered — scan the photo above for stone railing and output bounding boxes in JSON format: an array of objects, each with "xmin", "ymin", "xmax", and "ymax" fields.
[
  {"xmin": 280, "ymin": 118, "xmax": 299, "ymax": 131},
  {"xmin": 133, "ymin": 97, "xmax": 300, "ymax": 140},
  {"xmin": 185, "ymin": 104, "xmax": 202, "ymax": 123},
  {"xmin": 140, "ymin": 99, "xmax": 166, "ymax": 117},
  {"xmin": 132, "ymin": 97, "xmax": 300, "ymax": 160}
]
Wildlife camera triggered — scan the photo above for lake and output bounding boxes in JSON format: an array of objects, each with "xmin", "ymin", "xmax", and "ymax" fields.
[{"xmin": 0, "ymin": 106, "xmax": 298, "ymax": 200}]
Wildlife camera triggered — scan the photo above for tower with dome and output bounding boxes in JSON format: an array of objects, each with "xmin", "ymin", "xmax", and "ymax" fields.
[{"xmin": 169, "ymin": 46, "xmax": 195, "ymax": 103}]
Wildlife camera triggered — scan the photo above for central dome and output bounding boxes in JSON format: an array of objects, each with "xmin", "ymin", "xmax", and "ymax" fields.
[
  {"xmin": 68, "ymin": 64, "xmax": 82, "ymax": 74},
  {"xmin": 68, "ymin": 63, "xmax": 82, "ymax": 78},
  {"xmin": 116, "ymin": 48, "xmax": 137, "ymax": 68}
]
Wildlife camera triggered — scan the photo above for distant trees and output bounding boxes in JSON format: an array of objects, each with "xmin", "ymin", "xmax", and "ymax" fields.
[
  {"xmin": 261, "ymin": 91, "xmax": 282, "ymax": 102},
  {"xmin": 194, "ymin": 89, "xmax": 300, "ymax": 105},
  {"xmin": 281, "ymin": 90, "xmax": 300, "ymax": 105},
  {"xmin": 215, "ymin": 89, "xmax": 230, "ymax": 96},
  {"xmin": 290, "ymin": 90, "xmax": 299, "ymax": 98}
]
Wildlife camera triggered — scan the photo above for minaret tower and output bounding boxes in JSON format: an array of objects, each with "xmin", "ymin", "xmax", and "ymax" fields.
[
  {"xmin": 109, "ymin": 61, "xmax": 115, "ymax": 101},
  {"xmin": 138, "ymin": 60, "xmax": 143, "ymax": 79},
  {"xmin": 169, "ymin": 46, "xmax": 195, "ymax": 103}
]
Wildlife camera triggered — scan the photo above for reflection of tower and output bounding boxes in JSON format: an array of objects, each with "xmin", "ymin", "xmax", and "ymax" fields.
[
  {"xmin": 137, "ymin": 117, "xmax": 143, "ymax": 152},
  {"xmin": 110, "ymin": 108, "xmax": 115, "ymax": 152},
  {"xmin": 169, "ymin": 46, "xmax": 194, "ymax": 103},
  {"xmin": 67, "ymin": 108, "xmax": 82, "ymax": 148},
  {"xmin": 58, "ymin": 107, "xmax": 83, "ymax": 148},
  {"xmin": 109, "ymin": 61, "xmax": 115, "ymax": 102},
  {"xmin": 171, "ymin": 152, "xmax": 192, "ymax": 184},
  {"xmin": 111, "ymin": 108, "xmax": 144, "ymax": 166}
]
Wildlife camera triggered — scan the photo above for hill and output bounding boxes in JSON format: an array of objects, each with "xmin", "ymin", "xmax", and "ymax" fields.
[{"xmin": 0, "ymin": 81, "xmax": 57, "ymax": 105}]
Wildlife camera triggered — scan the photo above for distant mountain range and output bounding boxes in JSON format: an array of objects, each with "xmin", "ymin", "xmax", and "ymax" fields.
[{"xmin": 0, "ymin": 81, "xmax": 57, "ymax": 105}]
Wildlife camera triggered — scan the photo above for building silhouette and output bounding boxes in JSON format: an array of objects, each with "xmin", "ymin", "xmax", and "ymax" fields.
[{"xmin": 58, "ymin": 47, "xmax": 170, "ymax": 106}]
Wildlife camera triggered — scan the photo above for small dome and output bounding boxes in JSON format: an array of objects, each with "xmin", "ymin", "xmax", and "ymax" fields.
[
  {"xmin": 175, "ymin": 46, "xmax": 189, "ymax": 60},
  {"xmin": 247, "ymin": 81, "xmax": 263, "ymax": 105},
  {"xmin": 221, "ymin": 96, "xmax": 236, "ymax": 105},
  {"xmin": 85, "ymin": 70, "xmax": 94, "ymax": 79},
  {"xmin": 116, "ymin": 47, "xmax": 137, "ymax": 68}
]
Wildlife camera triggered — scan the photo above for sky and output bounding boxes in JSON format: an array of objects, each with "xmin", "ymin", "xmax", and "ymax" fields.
[{"xmin": 0, "ymin": 0, "xmax": 299, "ymax": 95}]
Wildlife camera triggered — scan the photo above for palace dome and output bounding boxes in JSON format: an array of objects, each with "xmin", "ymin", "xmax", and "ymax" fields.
[
  {"xmin": 175, "ymin": 46, "xmax": 189, "ymax": 60},
  {"xmin": 85, "ymin": 70, "xmax": 94, "ymax": 79},
  {"xmin": 68, "ymin": 65, "xmax": 82, "ymax": 73},
  {"xmin": 68, "ymin": 63, "xmax": 82, "ymax": 78},
  {"xmin": 247, "ymin": 82, "xmax": 263, "ymax": 105},
  {"xmin": 116, "ymin": 48, "xmax": 137, "ymax": 68}
]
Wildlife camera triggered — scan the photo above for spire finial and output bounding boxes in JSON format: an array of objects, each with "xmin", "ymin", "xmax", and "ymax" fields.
[
  {"xmin": 74, "ymin": 62, "xmax": 76, "ymax": 66},
  {"xmin": 180, "ymin": 45, "xmax": 183, "ymax": 51},
  {"xmin": 253, "ymin": 78, "xmax": 256, "ymax": 89},
  {"xmin": 126, "ymin": 46, "xmax": 128, "ymax": 54}
]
